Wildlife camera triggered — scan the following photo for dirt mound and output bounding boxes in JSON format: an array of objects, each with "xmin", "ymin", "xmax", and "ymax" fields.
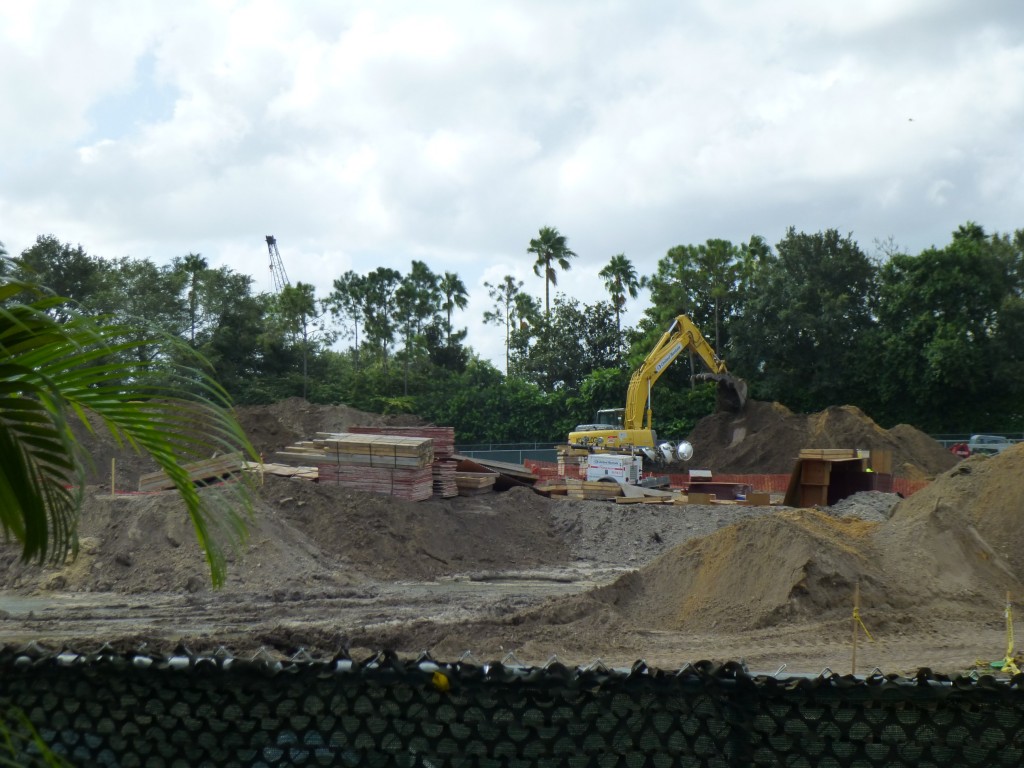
[
  {"xmin": 878, "ymin": 444, "xmax": 1024, "ymax": 589},
  {"xmin": 583, "ymin": 509, "xmax": 880, "ymax": 632},
  {"xmin": 541, "ymin": 446, "xmax": 1024, "ymax": 640},
  {"xmin": 0, "ymin": 479, "xmax": 571, "ymax": 595},
  {"xmin": 686, "ymin": 402, "xmax": 958, "ymax": 478}
]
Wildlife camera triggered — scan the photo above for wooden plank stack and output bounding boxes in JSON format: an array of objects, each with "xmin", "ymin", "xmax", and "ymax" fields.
[
  {"xmin": 349, "ymin": 426, "xmax": 459, "ymax": 498},
  {"xmin": 454, "ymin": 471, "xmax": 498, "ymax": 496},
  {"xmin": 278, "ymin": 432, "xmax": 435, "ymax": 501},
  {"xmin": 318, "ymin": 465, "xmax": 434, "ymax": 501},
  {"xmin": 557, "ymin": 444, "xmax": 589, "ymax": 478},
  {"xmin": 138, "ymin": 452, "xmax": 244, "ymax": 492}
]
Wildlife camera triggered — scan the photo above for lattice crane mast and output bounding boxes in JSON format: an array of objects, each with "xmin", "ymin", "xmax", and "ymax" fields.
[{"xmin": 265, "ymin": 235, "xmax": 291, "ymax": 293}]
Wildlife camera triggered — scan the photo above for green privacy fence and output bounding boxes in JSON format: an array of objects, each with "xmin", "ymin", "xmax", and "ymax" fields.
[{"xmin": 1, "ymin": 645, "xmax": 1023, "ymax": 766}]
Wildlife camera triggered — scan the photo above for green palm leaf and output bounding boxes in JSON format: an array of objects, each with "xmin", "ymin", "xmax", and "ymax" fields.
[{"xmin": 0, "ymin": 273, "xmax": 254, "ymax": 587}]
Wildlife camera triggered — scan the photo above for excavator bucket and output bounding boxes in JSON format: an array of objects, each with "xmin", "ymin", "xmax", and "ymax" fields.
[{"xmin": 697, "ymin": 373, "xmax": 748, "ymax": 413}]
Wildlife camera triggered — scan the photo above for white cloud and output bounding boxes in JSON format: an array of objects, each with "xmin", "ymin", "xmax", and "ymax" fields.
[{"xmin": 2, "ymin": 0, "xmax": 1024, "ymax": 369}]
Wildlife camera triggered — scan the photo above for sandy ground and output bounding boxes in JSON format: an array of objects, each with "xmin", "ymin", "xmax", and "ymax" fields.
[
  {"xmin": 0, "ymin": 482, "xmax": 1016, "ymax": 678},
  {"xmin": 1, "ymin": 399, "xmax": 1018, "ymax": 678}
]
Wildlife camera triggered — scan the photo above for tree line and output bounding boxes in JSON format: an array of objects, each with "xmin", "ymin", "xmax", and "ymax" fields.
[{"xmin": 3, "ymin": 221, "xmax": 1022, "ymax": 443}]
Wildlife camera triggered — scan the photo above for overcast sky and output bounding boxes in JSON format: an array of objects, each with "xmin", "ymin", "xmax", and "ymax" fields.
[{"xmin": 3, "ymin": 1, "xmax": 1023, "ymax": 366}]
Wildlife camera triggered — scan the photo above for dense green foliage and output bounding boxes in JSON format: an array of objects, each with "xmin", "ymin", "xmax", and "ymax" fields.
[{"xmin": 5, "ymin": 222, "xmax": 1023, "ymax": 444}]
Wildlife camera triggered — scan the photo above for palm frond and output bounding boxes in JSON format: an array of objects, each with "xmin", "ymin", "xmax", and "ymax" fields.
[{"xmin": 0, "ymin": 275, "xmax": 255, "ymax": 586}]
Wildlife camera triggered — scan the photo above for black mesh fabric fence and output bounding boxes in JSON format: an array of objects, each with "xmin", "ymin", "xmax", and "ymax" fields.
[{"xmin": 1, "ymin": 645, "xmax": 1024, "ymax": 766}]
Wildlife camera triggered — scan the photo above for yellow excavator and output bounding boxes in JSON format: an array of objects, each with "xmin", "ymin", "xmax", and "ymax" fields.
[{"xmin": 567, "ymin": 314, "xmax": 747, "ymax": 463}]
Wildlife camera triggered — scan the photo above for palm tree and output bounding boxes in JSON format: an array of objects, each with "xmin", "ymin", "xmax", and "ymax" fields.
[
  {"xmin": 528, "ymin": 226, "xmax": 577, "ymax": 316},
  {"xmin": 598, "ymin": 253, "xmax": 640, "ymax": 333},
  {"xmin": 0, "ymin": 269, "xmax": 254, "ymax": 586},
  {"xmin": 439, "ymin": 271, "xmax": 468, "ymax": 345},
  {"xmin": 179, "ymin": 252, "xmax": 208, "ymax": 346}
]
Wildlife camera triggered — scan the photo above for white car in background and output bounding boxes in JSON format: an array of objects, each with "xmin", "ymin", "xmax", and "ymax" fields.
[{"xmin": 967, "ymin": 434, "xmax": 1013, "ymax": 456}]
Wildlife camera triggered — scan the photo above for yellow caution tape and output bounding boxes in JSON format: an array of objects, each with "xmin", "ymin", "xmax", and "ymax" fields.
[{"xmin": 853, "ymin": 607, "xmax": 874, "ymax": 642}]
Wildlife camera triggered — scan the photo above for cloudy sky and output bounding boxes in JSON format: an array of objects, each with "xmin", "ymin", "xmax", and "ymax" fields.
[{"xmin": 2, "ymin": 1, "xmax": 1023, "ymax": 365}]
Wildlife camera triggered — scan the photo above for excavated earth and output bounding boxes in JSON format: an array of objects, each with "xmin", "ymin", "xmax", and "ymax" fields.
[{"xmin": 1, "ymin": 398, "xmax": 1018, "ymax": 677}]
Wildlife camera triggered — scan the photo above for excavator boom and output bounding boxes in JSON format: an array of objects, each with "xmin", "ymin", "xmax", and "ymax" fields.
[{"xmin": 567, "ymin": 314, "xmax": 746, "ymax": 454}]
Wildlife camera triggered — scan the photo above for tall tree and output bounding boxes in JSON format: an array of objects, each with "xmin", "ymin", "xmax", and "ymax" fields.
[
  {"xmin": 598, "ymin": 253, "xmax": 640, "ymax": 335},
  {"xmin": 395, "ymin": 261, "xmax": 440, "ymax": 395},
  {"xmin": 439, "ymin": 271, "xmax": 468, "ymax": 345},
  {"xmin": 873, "ymin": 223, "xmax": 1023, "ymax": 430},
  {"xmin": 93, "ymin": 257, "xmax": 187, "ymax": 363},
  {"xmin": 175, "ymin": 253, "xmax": 209, "ymax": 346},
  {"xmin": 275, "ymin": 282, "xmax": 330, "ymax": 400},
  {"xmin": 511, "ymin": 296, "xmax": 620, "ymax": 392},
  {"xmin": 728, "ymin": 228, "xmax": 877, "ymax": 412},
  {"xmin": 362, "ymin": 267, "xmax": 402, "ymax": 375},
  {"xmin": 13, "ymin": 235, "xmax": 109, "ymax": 321},
  {"xmin": 326, "ymin": 270, "xmax": 368, "ymax": 370},
  {"xmin": 528, "ymin": 226, "xmax": 577, "ymax": 316},
  {"xmin": 483, "ymin": 275, "xmax": 529, "ymax": 375}
]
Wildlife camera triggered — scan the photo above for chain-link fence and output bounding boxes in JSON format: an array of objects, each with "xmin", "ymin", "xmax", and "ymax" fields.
[{"xmin": 1, "ymin": 645, "xmax": 1023, "ymax": 766}]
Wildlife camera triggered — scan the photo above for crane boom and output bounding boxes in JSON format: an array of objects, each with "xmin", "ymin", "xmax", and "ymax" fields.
[{"xmin": 266, "ymin": 235, "xmax": 291, "ymax": 293}]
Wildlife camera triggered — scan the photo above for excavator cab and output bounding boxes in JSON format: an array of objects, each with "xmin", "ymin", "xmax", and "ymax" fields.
[{"xmin": 595, "ymin": 408, "xmax": 625, "ymax": 429}]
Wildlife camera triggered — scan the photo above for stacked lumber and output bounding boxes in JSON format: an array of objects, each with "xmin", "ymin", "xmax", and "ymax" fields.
[
  {"xmin": 533, "ymin": 479, "xmax": 569, "ymax": 497},
  {"xmin": 280, "ymin": 433, "xmax": 434, "ymax": 468},
  {"xmin": 557, "ymin": 445, "xmax": 588, "ymax": 478},
  {"xmin": 317, "ymin": 464, "xmax": 434, "ymax": 501},
  {"xmin": 278, "ymin": 432, "xmax": 435, "ymax": 501},
  {"xmin": 138, "ymin": 452, "xmax": 244, "ymax": 492},
  {"xmin": 563, "ymin": 478, "xmax": 624, "ymax": 500},
  {"xmin": 349, "ymin": 426, "xmax": 458, "ymax": 498},
  {"xmin": 454, "ymin": 471, "xmax": 498, "ymax": 496},
  {"xmin": 242, "ymin": 462, "xmax": 318, "ymax": 481}
]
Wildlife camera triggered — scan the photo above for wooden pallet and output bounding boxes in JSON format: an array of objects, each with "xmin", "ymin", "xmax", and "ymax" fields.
[{"xmin": 138, "ymin": 453, "xmax": 244, "ymax": 492}]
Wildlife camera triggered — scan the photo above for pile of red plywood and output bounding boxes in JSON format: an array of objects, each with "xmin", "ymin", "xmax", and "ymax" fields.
[
  {"xmin": 277, "ymin": 432, "xmax": 435, "ymax": 501},
  {"xmin": 349, "ymin": 426, "xmax": 458, "ymax": 499}
]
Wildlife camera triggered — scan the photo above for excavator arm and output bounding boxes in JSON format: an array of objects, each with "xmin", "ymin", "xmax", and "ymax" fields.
[
  {"xmin": 567, "ymin": 313, "xmax": 746, "ymax": 454},
  {"xmin": 623, "ymin": 315, "xmax": 733, "ymax": 431}
]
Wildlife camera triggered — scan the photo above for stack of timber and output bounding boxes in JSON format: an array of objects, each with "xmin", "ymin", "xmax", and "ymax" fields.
[
  {"xmin": 349, "ymin": 426, "xmax": 458, "ymax": 498},
  {"xmin": 138, "ymin": 452, "xmax": 244, "ymax": 492},
  {"xmin": 454, "ymin": 471, "xmax": 498, "ymax": 496},
  {"xmin": 278, "ymin": 433, "xmax": 435, "ymax": 501},
  {"xmin": 242, "ymin": 461, "xmax": 319, "ymax": 481},
  {"xmin": 452, "ymin": 456, "xmax": 539, "ymax": 490},
  {"xmin": 563, "ymin": 478, "xmax": 625, "ymax": 501},
  {"xmin": 557, "ymin": 444, "xmax": 588, "ymax": 479}
]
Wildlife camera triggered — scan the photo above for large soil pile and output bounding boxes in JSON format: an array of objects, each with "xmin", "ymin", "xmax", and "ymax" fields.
[
  {"xmin": 0, "ymin": 480, "xmax": 569, "ymax": 595},
  {"xmin": 687, "ymin": 401, "xmax": 958, "ymax": 478},
  {"xmin": 541, "ymin": 445, "xmax": 1024, "ymax": 639}
]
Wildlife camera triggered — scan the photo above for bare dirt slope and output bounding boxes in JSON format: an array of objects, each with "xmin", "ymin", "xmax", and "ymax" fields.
[{"xmin": 687, "ymin": 401, "xmax": 958, "ymax": 478}]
